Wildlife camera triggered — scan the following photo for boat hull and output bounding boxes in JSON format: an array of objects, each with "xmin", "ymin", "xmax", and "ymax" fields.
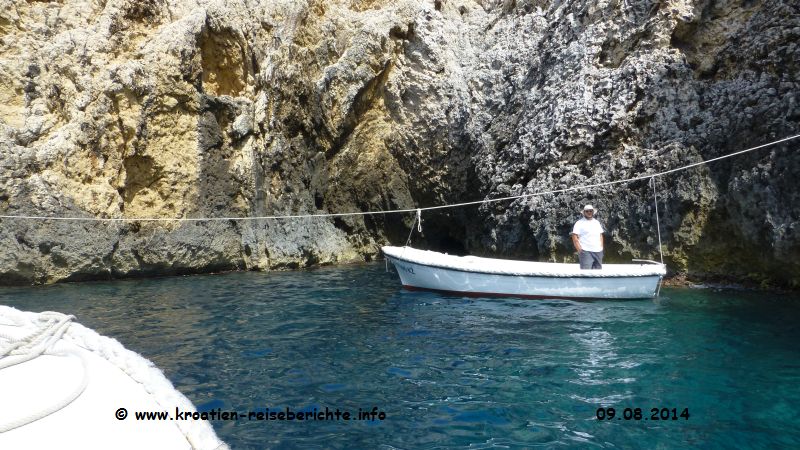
[{"xmin": 384, "ymin": 248, "xmax": 663, "ymax": 300}]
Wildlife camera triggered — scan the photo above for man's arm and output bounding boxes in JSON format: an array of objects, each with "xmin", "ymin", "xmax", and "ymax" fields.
[
  {"xmin": 600, "ymin": 233, "xmax": 604, "ymax": 251},
  {"xmin": 571, "ymin": 233, "xmax": 582, "ymax": 253}
]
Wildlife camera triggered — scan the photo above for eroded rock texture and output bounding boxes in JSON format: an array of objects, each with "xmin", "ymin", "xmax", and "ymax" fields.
[{"xmin": 1, "ymin": 0, "xmax": 798, "ymax": 286}]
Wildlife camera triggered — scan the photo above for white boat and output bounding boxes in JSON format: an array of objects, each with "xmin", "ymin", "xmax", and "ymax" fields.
[
  {"xmin": 382, "ymin": 246, "xmax": 666, "ymax": 300},
  {"xmin": 0, "ymin": 306, "xmax": 228, "ymax": 450}
]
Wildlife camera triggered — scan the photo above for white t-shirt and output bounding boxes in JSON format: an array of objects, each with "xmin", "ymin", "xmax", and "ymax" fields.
[{"xmin": 571, "ymin": 217, "xmax": 605, "ymax": 252}]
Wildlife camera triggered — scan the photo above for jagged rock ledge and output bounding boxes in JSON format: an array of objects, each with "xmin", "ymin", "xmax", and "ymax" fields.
[{"xmin": 1, "ymin": 0, "xmax": 798, "ymax": 288}]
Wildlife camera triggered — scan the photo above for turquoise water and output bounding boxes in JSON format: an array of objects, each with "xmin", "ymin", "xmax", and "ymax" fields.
[{"xmin": 2, "ymin": 264, "xmax": 800, "ymax": 449}]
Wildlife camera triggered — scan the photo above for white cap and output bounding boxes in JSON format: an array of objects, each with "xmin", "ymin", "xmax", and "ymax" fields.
[{"xmin": 583, "ymin": 204, "xmax": 595, "ymax": 211}]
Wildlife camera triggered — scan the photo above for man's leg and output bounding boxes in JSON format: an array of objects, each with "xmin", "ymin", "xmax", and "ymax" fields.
[
  {"xmin": 590, "ymin": 251, "xmax": 603, "ymax": 269},
  {"xmin": 579, "ymin": 251, "xmax": 593, "ymax": 269}
]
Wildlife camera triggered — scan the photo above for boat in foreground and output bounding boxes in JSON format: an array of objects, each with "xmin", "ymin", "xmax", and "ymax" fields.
[
  {"xmin": 0, "ymin": 306, "xmax": 228, "ymax": 450},
  {"xmin": 382, "ymin": 246, "xmax": 666, "ymax": 300}
]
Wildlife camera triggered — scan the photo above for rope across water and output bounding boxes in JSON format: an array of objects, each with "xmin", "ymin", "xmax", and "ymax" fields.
[{"xmin": 0, "ymin": 134, "xmax": 797, "ymax": 223}]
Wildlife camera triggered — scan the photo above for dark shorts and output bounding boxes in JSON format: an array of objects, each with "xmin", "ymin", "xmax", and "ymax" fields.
[{"xmin": 579, "ymin": 250, "xmax": 603, "ymax": 270}]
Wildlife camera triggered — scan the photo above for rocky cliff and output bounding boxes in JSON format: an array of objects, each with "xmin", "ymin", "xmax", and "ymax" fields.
[{"xmin": 1, "ymin": 0, "xmax": 798, "ymax": 287}]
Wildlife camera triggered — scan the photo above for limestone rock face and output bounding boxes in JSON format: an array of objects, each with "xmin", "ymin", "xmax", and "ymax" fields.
[{"xmin": 0, "ymin": 0, "xmax": 798, "ymax": 287}]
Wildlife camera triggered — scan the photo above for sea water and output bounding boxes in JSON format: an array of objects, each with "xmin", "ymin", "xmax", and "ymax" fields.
[{"xmin": 1, "ymin": 263, "xmax": 799, "ymax": 449}]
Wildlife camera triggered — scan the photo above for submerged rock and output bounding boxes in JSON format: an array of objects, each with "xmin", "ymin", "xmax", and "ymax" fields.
[{"xmin": 0, "ymin": 0, "xmax": 798, "ymax": 287}]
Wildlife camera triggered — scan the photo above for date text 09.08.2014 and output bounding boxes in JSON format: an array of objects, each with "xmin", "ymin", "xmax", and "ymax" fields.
[{"xmin": 596, "ymin": 407, "xmax": 690, "ymax": 421}]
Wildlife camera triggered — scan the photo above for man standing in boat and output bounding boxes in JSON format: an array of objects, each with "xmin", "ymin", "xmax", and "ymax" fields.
[{"xmin": 571, "ymin": 204, "xmax": 604, "ymax": 269}]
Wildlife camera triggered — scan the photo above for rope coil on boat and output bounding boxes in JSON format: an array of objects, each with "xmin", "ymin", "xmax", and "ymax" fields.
[
  {"xmin": 0, "ymin": 312, "xmax": 88, "ymax": 434},
  {"xmin": 0, "ymin": 306, "xmax": 230, "ymax": 450}
]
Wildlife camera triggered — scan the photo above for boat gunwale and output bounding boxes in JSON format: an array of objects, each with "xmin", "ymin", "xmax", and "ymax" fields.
[{"xmin": 383, "ymin": 247, "xmax": 666, "ymax": 279}]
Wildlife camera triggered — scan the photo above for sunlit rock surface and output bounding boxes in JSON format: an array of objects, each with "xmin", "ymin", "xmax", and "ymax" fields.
[{"xmin": 1, "ymin": 0, "xmax": 798, "ymax": 287}]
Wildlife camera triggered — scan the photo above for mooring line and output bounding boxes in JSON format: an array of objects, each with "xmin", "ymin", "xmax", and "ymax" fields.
[
  {"xmin": 0, "ymin": 134, "xmax": 797, "ymax": 222},
  {"xmin": 650, "ymin": 177, "xmax": 664, "ymax": 265}
]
